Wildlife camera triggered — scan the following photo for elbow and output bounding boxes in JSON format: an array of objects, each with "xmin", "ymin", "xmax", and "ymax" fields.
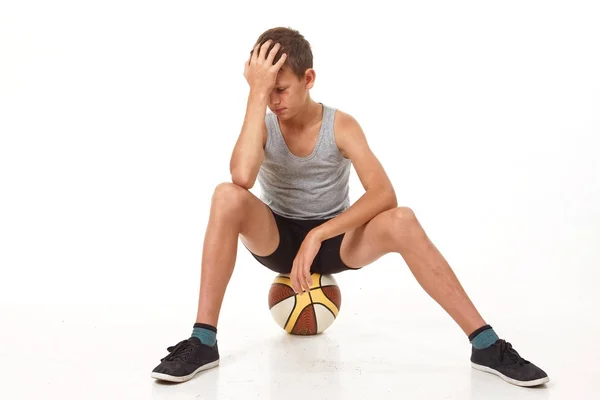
[
  {"xmin": 233, "ymin": 179, "xmax": 253, "ymax": 190},
  {"xmin": 384, "ymin": 188, "xmax": 398, "ymax": 209},
  {"xmin": 230, "ymin": 170, "xmax": 253, "ymax": 190}
]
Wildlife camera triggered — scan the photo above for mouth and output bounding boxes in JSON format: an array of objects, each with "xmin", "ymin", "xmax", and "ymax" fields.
[{"xmin": 274, "ymin": 108, "xmax": 286, "ymax": 114}]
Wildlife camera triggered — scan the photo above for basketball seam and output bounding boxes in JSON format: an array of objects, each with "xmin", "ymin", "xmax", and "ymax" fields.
[
  {"xmin": 320, "ymin": 286, "xmax": 342, "ymax": 310},
  {"xmin": 271, "ymin": 273, "xmax": 339, "ymax": 335},
  {"xmin": 292, "ymin": 303, "xmax": 316, "ymax": 335},
  {"xmin": 269, "ymin": 283, "xmax": 296, "ymax": 308},
  {"xmin": 312, "ymin": 302, "xmax": 337, "ymax": 319},
  {"xmin": 283, "ymin": 293, "xmax": 297, "ymax": 331},
  {"xmin": 308, "ymin": 291, "xmax": 317, "ymax": 333}
]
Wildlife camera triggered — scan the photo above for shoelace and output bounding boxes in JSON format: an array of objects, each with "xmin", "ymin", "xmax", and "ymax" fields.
[
  {"xmin": 497, "ymin": 339, "xmax": 530, "ymax": 366},
  {"xmin": 161, "ymin": 339, "xmax": 194, "ymax": 362}
]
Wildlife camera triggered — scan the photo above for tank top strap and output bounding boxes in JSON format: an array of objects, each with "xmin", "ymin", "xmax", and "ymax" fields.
[
  {"xmin": 264, "ymin": 112, "xmax": 280, "ymax": 152},
  {"xmin": 320, "ymin": 104, "xmax": 337, "ymax": 148}
]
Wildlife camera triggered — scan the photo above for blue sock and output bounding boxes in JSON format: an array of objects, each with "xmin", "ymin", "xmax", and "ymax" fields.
[
  {"xmin": 468, "ymin": 324, "xmax": 499, "ymax": 349},
  {"xmin": 191, "ymin": 323, "xmax": 217, "ymax": 347}
]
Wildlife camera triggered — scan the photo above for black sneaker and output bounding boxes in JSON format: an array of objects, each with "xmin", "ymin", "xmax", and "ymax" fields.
[
  {"xmin": 471, "ymin": 339, "xmax": 549, "ymax": 387},
  {"xmin": 151, "ymin": 337, "xmax": 219, "ymax": 383}
]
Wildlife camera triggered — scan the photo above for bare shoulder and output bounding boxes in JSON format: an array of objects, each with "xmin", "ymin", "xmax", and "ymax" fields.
[
  {"xmin": 333, "ymin": 109, "xmax": 366, "ymax": 159},
  {"xmin": 332, "ymin": 109, "xmax": 394, "ymax": 192},
  {"xmin": 333, "ymin": 109, "xmax": 358, "ymax": 128}
]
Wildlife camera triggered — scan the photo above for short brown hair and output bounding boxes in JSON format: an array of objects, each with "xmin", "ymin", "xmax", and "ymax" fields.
[{"xmin": 252, "ymin": 27, "xmax": 313, "ymax": 80}]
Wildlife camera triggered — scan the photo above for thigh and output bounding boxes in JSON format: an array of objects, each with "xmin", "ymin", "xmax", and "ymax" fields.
[
  {"xmin": 242, "ymin": 209, "xmax": 298, "ymax": 274},
  {"xmin": 338, "ymin": 208, "xmax": 401, "ymax": 269},
  {"xmin": 221, "ymin": 183, "xmax": 280, "ymax": 258},
  {"xmin": 212, "ymin": 182, "xmax": 280, "ymax": 258},
  {"xmin": 220, "ymin": 183, "xmax": 296, "ymax": 274}
]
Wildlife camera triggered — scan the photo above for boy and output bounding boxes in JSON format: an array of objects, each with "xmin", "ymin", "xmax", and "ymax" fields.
[{"xmin": 151, "ymin": 27, "xmax": 549, "ymax": 387}]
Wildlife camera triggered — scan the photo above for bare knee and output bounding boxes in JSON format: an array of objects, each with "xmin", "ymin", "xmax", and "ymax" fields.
[
  {"xmin": 392, "ymin": 206, "xmax": 417, "ymax": 223},
  {"xmin": 389, "ymin": 207, "xmax": 422, "ymax": 245},
  {"xmin": 211, "ymin": 182, "xmax": 250, "ymax": 217}
]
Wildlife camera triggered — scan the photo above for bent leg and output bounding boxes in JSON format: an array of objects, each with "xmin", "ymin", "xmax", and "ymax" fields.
[
  {"xmin": 195, "ymin": 182, "xmax": 280, "ymax": 326},
  {"xmin": 340, "ymin": 207, "xmax": 486, "ymax": 336}
]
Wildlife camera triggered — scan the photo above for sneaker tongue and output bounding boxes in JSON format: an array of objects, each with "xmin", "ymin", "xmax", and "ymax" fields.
[{"xmin": 498, "ymin": 341, "xmax": 525, "ymax": 364}]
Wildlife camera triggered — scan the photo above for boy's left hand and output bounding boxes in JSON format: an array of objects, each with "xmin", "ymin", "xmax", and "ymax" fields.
[{"xmin": 291, "ymin": 232, "xmax": 322, "ymax": 294}]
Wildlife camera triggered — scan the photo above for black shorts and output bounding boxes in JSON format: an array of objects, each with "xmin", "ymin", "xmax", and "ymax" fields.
[{"xmin": 242, "ymin": 206, "xmax": 357, "ymax": 275}]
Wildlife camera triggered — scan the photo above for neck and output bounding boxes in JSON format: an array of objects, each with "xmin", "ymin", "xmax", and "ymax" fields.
[{"xmin": 280, "ymin": 99, "xmax": 322, "ymax": 132}]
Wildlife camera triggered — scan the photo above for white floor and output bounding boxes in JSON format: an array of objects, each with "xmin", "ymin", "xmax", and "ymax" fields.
[
  {"xmin": 2, "ymin": 1, "xmax": 599, "ymax": 397},
  {"xmin": 3, "ymin": 253, "xmax": 599, "ymax": 400}
]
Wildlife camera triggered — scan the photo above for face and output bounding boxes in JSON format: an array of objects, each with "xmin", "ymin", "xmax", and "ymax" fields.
[{"xmin": 268, "ymin": 67, "xmax": 315, "ymax": 120}]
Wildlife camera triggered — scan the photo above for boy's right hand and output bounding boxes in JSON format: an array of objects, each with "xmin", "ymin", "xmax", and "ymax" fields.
[{"xmin": 244, "ymin": 40, "xmax": 287, "ymax": 95}]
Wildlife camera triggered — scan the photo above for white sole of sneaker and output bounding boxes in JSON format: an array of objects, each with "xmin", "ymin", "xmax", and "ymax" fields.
[
  {"xmin": 151, "ymin": 360, "xmax": 220, "ymax": 383},
  {"xmin": 471, "ymin": 362, "xmax": 549, "ymax": 387}
]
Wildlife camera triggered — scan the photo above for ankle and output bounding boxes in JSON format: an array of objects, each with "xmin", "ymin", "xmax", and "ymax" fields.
[
  {"xmin": 192, "ymin": 323, "xmax": 217, "ymax": 347},
  {"xmin": 469, "ymin": 324, "xmax": 499, "ymax": 349}
]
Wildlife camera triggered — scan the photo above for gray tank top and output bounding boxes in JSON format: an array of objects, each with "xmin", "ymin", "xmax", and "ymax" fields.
[{"xmin": 257, "ymin": 104, "xmax": 351, "ymax": 220}]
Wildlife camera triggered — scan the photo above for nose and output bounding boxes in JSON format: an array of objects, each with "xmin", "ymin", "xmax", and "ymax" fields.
[{"xmin": 270, "ymin": 91, "xmax": 280, "ymax": 106}]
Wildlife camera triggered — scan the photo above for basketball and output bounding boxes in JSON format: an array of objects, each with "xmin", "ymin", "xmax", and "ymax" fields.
[{"xmin": 268, "ymin": 272, "xmax": 342, "ymax": 335}]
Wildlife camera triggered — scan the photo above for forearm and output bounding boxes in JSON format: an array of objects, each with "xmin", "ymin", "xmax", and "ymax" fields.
[
  {"xmin": 229, "ymin": 91, "xmax": 269, "ymax": 187},
  {"xmin": 311, "ymin": 188, "xmax": 398, "ymax": 242}
]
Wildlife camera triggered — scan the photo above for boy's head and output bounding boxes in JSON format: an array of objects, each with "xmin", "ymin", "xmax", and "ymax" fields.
[{"xmin": 251, "ymin": 27, "xmax": 316, "ymax": 120}]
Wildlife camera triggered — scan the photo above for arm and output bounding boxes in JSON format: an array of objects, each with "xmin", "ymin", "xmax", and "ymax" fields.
[
  {"xmin": 289, "ymin": 111, "xmax": 397, "ymax": 293},
  {"xmin": 311, "ymin": 111, "xmax": 397, "ymax": 242},
  {"xmin": 229, "ymin": 92, "xmax": 268, "ymax": 189},
  {"xmin": 229, "ymin": 40, "xmax": 287, "ymax": 189}
]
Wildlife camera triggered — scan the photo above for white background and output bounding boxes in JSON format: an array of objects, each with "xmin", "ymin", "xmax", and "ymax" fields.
[{"xmin": 1, "ymin": 1, "xmax": 599, "ymax": 399}]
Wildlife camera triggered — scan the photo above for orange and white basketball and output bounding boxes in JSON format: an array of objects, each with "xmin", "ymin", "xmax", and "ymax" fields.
[{"xmin": 268, "ymin": 273, "xmax": 341, "ymax": 335}]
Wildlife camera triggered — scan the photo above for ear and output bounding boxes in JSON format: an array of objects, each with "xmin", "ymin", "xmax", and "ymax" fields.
[{"xmin": 304, "ymin": 68, "xmax": 316, "ymax": 90}]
